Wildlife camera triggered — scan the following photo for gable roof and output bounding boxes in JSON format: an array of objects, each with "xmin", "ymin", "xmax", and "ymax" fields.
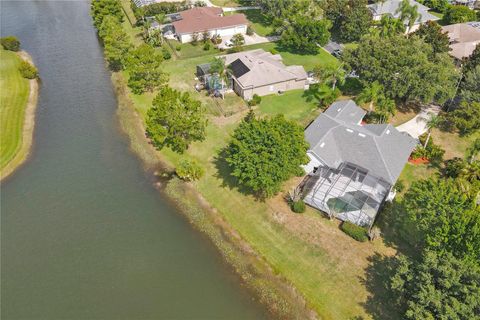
[
  {"xmin": 172, "ymin": 7, "xmax": 248, "ymax": 34},
  {"xmin": 305, "ymin": 100, "xmax": 417, "ymax": 184},
  {"xmin": 222, "ymin": 49, "xmax": 307, "ymax": 88},
  {"xmin": 367, "ymin": 0, "xmax": 439, "ymax": 24},
  {"xmin": 442, "ymin": 22, "xmax": 480, "ymax": 59}
]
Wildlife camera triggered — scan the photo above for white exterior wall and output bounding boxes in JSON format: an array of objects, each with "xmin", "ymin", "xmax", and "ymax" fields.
[{"xmin": 178, "ymin": 25, "xmax": 247, "ymax": 43}]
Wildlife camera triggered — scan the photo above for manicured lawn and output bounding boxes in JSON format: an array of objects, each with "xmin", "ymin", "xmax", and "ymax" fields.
[
  {"xmin": 210, "ymin": 0, "xmax": 240, "ymax": 6},
  {"xmin": 245, "ymin": 42, "xmax": 340, "ymax": 71},
  {"xmin": 226, "ymin": 9, "xmax": 274, "ymax": 36},
  {"xmin": 0, "ymin": 50, "xmax": 30, "ymax": 170},
  {"xmin": 257, "ymin": 90, "xmax": 320, "ymax": 126},
  {"xmin": 166, "ymin": 39, "xmax": 221, "ymax": 60}
]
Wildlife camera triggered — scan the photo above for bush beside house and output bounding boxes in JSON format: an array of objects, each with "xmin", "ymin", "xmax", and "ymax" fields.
[{"xmin": 341, "ymin": 221, "xmax": 369, "ymax": 242}]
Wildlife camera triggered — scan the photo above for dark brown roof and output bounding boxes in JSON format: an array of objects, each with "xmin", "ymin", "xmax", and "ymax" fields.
[{"xmin": 172, "ymin": 7, "xmax": 248, "ymax": 34}]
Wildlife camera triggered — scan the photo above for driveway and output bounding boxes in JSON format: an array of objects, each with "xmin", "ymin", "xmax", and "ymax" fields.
[
  {"xmin": 396, "ymin": 105, "xmax": 441, "ymax": 140},
  {"xmin": 218, "ymin": 33, "xmax": 279, "ymax": 49}
]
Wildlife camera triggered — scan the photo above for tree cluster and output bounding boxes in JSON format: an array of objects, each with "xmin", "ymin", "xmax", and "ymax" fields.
[{"xmin": 343, "ymin": 34, "xmax": 457, "ymax": 104}]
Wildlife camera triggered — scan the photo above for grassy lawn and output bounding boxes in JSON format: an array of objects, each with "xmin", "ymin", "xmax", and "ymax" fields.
[
  {"xmin": 210, "ymin": 0, "xmax": 241, "ymax": 6},
  {"xmin": 226, "ymin": 9, "xmax": 274, "ymax": 36},
  {"xmin": 245, "ymin": 42, "xmax": 340, "ymax": 71},
  {"xmin": 429, "ymin": 11, "xmax": 447, "ymax": 25},
  {"xmin": 432, "ymin": 129, "xmax": 480, "ymax": 160},
  {"xmin": 166, "ymin": 39, "xmax": 221, "ymax": 60},
  {"xmin": 0, "ymin": 50, "xmax": 30, "ymax": 171},
  {"xmin": 257, "ymin": 90, "xmax": 320, "ymax": 126}
]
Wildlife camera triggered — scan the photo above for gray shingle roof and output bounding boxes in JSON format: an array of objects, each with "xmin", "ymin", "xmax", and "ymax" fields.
[
  {"xmin": 305, "ymin": 100, "xmax": 417, "ymax": 184},
  {"xmin": 367, "ymin": 0, "xmax": 440, "ymax": 24}
]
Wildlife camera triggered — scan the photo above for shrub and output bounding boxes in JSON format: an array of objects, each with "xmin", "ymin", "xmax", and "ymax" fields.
[
  {"xmin": 291, "ymin": 199, "xmax": 306, "ymax": 213},
  {"xmin": 175, "ymin": 159, "xmax": 204, "ymax": 181},
  {"xmin": 340, "ymin": 221, "xmax": 369, "ymax": 242},
  {"xmin": 175, "ymin": 45, "xmax": 181, "ymax": 51},
  {"xmin": 1, "ymin": 36, "xmax": 20, "ymax": 51},
  {"xmin": 162, "ymin": 47, "xmax": 171, "ymax": 60},
  {"xmin": 211, "ymin": 35, "xmax": 222, "ymax": 45},
  {"xmin": 18, "ymin": 60, "xmax": 38, "ymax": 79},
  {"xmin": 248, "ymin": 94, "xmax": 262, "ymax": 106},
  {"xmin": 394, "ymin": 179, "xmax": 405, "ymax": 193},
  {"xmin": 269, "ymin": 48, "xmax": 278, "ymax": 55},
  {"xmin": 203, "ymin": 41, "xmax": 211, "ymax": 51},
  {"xmin": 246, "ymin": 25, "xmax": 254, "ymax": 36}
]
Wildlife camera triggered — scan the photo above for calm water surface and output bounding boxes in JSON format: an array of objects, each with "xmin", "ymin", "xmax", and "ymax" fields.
[{"xmin": 0, "ymin": 1, "xmax": 268, "ymax": 319}]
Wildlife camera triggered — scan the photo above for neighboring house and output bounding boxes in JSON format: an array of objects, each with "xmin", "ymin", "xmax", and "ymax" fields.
[
  {"xmin": 197, "ymin": 49, "xmax": 308, "ymax": 100},
  {"xmin": 299, "ymin": 100, "xmax": 417, "ymax": 227},
  {"xmin": 171, "ymin": 7, "xmax": 248, "ymax": 43},
  {"xmin": 367, "ymin": 0, "xmax": 440, "ymax": 32},
  {"xmin": 442, "ymin": 22, "xmax": 480, "ymax": 60},
  {"xmin": 449, "ymin": 0, "xmax": 478, "ymax": 9},
  {"xmin": 133, "ymin": 0, "xmax": 181, "ymax": 7}
]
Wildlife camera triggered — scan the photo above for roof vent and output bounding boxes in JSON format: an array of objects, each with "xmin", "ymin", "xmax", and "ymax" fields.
[
  {"xmin": 320, "ymin": 142, "xmax": 325, "ymax": 148},
  {"xmin": 386, "ymin": 129, "xmax": 390, "ymax": 135},
  {"xmin": 358, "ymin": 133, "xmax": 366, "ymax": 138},
  {"xmin": 337, "ymin": 108, "xmax": 342, "ymax": 112},
  {"xmin": 346, "ymin": 129, "xmax": 354, "ymax": 133}
]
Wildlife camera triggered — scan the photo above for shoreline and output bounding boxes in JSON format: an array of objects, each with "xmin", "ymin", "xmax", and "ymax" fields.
[
  {"xmin": 111, "ymin": 72, "xmax": 318, "ymax": 320},
  {"xmin": 1, "ymin": 51, "xmax": 39, "ymax": 181}
]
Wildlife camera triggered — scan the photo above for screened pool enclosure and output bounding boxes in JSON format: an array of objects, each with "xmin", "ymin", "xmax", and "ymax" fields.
[{"xmin": 301, "ymin": 162, "xmax": 391, "ymax": 228}]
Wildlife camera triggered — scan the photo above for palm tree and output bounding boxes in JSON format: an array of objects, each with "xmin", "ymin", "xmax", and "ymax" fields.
[
  {"xmin": 357, "ymin": 81, "xmax": 383, "ymax": 112},
  {"xmin": 467, "ymin": 138, "xmax": 480, "ymax": 164},
  {"xmin": 379, "ymin": 15, "xmax": 406, "ymax": 37},
  {"xmin": 395, "ymin": 0, "xmax": 421, "ymax": 34},
  {"xmin": 209, "ymin": 57, "xmax": 229, "ymax": 99},
  {"xmin": 376, "ymin": 96, "xmax": 396, "ymax": 123},
  {"xmin": 423, "ymin": 113, "xmax": 441, "ymax": 148},
  {"xmin": 313, "ymin": 64, "xmax": 346, "ymax": 90}
]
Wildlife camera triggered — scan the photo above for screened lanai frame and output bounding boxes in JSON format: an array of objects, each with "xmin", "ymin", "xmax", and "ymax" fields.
[{"xmin": 301, "ymin": 162, "xmax": 391, "ymax": 228}]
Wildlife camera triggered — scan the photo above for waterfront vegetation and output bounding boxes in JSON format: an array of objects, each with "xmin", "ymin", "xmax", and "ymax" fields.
[
  {"xmin": 96, "ymin": 1, "xmax": 480, "ymax": 318},
  {"xmin": 0, "ymin": 49, "xmax": 31, "ymax": 174}
]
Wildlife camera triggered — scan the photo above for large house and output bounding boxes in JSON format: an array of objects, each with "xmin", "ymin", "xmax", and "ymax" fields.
[
  {"xmin": 197, "ymin": 49, "xmax": 308, "ymax": 100},
  {"xmin": 299, "ymin": 100, "xmax": 417, "ymax": 227},
  {"xmin": 171, "ymin": 7, "xmax": 248, "ymax": 43},
  {"xmin": 442, "ymin": 22, "xmax": 480, "ymax": 60},
  {"xmin": 367, "ymin": 0, "xmax": 439, "ymax": 32}
]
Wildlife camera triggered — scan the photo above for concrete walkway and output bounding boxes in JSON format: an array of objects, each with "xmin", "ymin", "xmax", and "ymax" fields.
[
  {"xmin": 200, "ymin": 0, "xmax": 260, "ymax": 11},
  {"xmin": 218, "ymin": 34, "xmax": 280, "ymax": 49},
  {"xmin": 396, "ymin": 105, "xmax": 441, "ymax": 140}
]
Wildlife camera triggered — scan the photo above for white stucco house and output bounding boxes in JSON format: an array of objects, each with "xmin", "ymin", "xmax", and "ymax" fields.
[{"xmin": 171, "ymin": 7, "xmax": 248, "ymax": 43}]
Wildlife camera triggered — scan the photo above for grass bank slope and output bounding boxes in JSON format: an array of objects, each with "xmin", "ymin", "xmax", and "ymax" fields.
[{"xmin": 0, "ymin": 49, "xmax": 38, "ymax": 180}]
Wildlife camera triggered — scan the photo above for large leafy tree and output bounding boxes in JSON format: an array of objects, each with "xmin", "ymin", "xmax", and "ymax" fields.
[
  {"xmin": 98, "ymin": 16, "xmax": 132, "ymax": 71},
  {"xmin": 459, "ymin": 65, "xmax": 480, "ymax": 103},
  {"xmin": 414, "ymin": 21, "xmax": 450, "ymax": 54},
  {"xmin": 126, "ymin": 44, "xmax": 168, "ymax": 94},
  {"xmin": 146, "ymin": 86, "xmax": 207, "ymax": 153},
  {"xmin": 450, "ymin": 101, "xmax": 480, "ymax": 135},
  {"xmin": 342, "ymin": 35, "xmax": 458, "ymax": 104},
  {"xmin": 444, "ymin": 5, "xmax": 476, "ymax": 24},
  {"xmin": 225, "ymin": 113, "xmax": 309, "ymax": 198},
  {"xmin": 402, "ymin": 178, "xmax": 480, "ymax": 262},
  {"xmin": 90, "ymin": 0, "xmax": 123, "ymax": 29},
  {"xmin": 323, "ymin": 0, "xmax": 372, "ymax": 42},
  {"xmin": 280, "ymin": 16, "xmax": 331, "ymax": 54},
  {"xmin": 391, "ymin": 251, "xmax": 480, "ymax": 320},
  {"xmin": 464, "ymin": 44, "xmax": 479, "ymax": 73}
]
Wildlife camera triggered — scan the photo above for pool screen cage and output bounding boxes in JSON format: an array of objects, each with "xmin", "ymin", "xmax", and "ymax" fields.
[{"xmin": 300, "ymin": 162, "xmax": 391, "ymax": 228}]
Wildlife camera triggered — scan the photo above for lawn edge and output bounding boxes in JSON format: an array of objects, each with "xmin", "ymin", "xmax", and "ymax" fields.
[
  {"xmin": 111, "ymin": 71, "xmax": 319, "ymax": 320},
  {"xmin": 1, "ymin": 51, "xmax": 39, "ymax": 181}
]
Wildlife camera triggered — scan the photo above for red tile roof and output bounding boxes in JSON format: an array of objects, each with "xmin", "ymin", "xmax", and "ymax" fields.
[{"xmin": 172, "ymin": 7, "xmax": 248, "ymax": 34}]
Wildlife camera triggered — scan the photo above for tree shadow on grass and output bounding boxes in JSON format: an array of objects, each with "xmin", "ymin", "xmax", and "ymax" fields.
[
  {"xmin": 302, "ymin": 84, "xmax": 322, "ymax": 105},
  {"xmin": 360, "ymin": 253, "xmax": 403, "ymax": 320}
]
